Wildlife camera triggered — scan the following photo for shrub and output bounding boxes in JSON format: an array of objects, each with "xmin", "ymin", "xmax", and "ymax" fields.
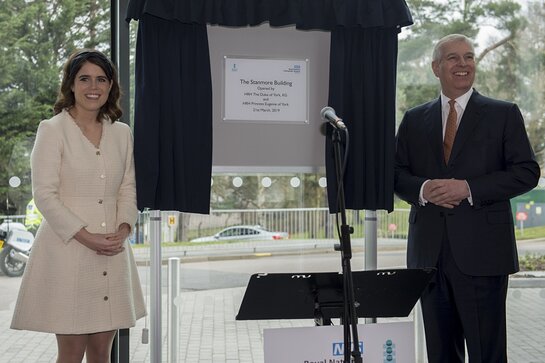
[{"xmin": 519, "ymin": 253, "xmax": 545, "ymax": 271}]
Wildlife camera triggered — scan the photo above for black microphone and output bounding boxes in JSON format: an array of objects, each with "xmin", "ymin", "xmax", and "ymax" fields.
[{"xmin": 320, "ymin": 106, "xmax": 346, "ymax": 130}]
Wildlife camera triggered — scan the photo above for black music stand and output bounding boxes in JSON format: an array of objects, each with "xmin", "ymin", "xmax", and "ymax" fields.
[{"xmin": 236, "ymin": 268, "xmax": 435, "ymax": 324}]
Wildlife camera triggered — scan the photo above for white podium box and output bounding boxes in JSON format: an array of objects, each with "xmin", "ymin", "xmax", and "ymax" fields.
[{"xmin": 264, "ymin": 322, "xmax": 414, "ymax": 363}]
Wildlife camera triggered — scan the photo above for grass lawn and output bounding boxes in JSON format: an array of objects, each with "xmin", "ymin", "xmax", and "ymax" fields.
[{"xmin": 515, "ymin": 224, "xmax": 545, "ymax": 240}]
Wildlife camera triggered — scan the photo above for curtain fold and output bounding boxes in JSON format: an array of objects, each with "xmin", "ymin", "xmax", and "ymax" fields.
[
  {"xmin": 326, "ymin": 26, "xmax": 399, "ymax": 212},
  {"xmin": 126, "ymin": 0, "xmax": 412, "ymax": 30},
  {"xmin": 133, "ymin": 13, "xmax": 213, "ymax": 213}
]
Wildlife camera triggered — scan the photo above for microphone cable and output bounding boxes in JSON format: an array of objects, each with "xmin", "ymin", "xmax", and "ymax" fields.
[{"xmin": 335, "ymin": 127, "xmax": 350, "ymax": 239}]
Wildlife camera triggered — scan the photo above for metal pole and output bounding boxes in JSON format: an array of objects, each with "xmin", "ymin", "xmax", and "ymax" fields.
[
  {"xmin": 110, "ymin": 329, "xmax": 130, "ymax": 363},
  {"xmin": 168, "ymin": 257, "xmax": 181, "ymax": 363},
  {"xmin": 150, "ymin": 210, "xmax": 162, "ymax": 363},
  {"xmin": 364, "ymin": 209, "xmax": 377, "ymax": 324},
  {"xmin": 110, "ymin": 1, "xmax": 131, "ymax": 360},
  {"xmin": 330, "ymin": 128, "xmax": 362, "ymax": 363}
]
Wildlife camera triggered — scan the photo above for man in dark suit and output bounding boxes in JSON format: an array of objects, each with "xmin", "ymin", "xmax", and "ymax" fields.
[{"xmin": 394, "ymin": 34, "xmax": 541, "ymax": 362}]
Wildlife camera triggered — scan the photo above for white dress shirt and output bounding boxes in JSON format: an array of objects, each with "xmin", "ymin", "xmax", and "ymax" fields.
[{"xmin": 419, "ymin": 89, "xmax": 474, "ymax": 206}]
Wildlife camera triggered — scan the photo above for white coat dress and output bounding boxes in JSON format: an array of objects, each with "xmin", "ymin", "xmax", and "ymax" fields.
[{"xmin": 11, "ymin": 109, "xmax": 146, "ymax": 334}]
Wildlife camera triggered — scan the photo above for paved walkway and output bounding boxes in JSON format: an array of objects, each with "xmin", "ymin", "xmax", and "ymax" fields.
[
  {"xmin": 1, "ymin": 239, "xmax": 544, "ymax": 362},
  {"xmin": 1, "ymin": 282, "xmax": 544, "ymax": 362}
]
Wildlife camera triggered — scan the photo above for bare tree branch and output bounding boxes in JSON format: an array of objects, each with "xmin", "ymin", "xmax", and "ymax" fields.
[{"xmin": 476, "ymin": 33, "xmax": 515, "ymax": 64}]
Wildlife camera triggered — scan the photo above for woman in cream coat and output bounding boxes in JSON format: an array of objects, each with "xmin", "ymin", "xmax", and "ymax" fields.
[{"xmin": 11, "ymin": 50, "xmax": 146, "ymax": 363}]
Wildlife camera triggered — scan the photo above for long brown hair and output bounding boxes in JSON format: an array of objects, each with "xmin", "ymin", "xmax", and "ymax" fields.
[{"xmin": 54, "ymin": 49, "xmax": 122, "ymax": 122}]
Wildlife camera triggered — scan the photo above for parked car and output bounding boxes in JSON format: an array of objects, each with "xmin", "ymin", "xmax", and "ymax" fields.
[{"xmin": 191, "ymin": 225, "xmax": 289, "ymax": 243}]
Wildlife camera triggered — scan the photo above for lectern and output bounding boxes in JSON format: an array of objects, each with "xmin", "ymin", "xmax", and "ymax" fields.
[{"xmin": 236, "ymin": 268, "xmax": 435, "ymax": 323}]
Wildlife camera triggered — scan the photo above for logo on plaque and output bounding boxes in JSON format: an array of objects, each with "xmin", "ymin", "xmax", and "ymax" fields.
[
  {"xmin": 332, "ymin": 341, "xmax": 364, "ymax": 356},
  {"xmin": 383, "ymin": 339, "xmax": 396, "ymax": 362}
]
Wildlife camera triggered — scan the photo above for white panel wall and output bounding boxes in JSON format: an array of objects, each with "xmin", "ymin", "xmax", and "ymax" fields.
[{"xmin": 207, "ymin": 24, "xmax": 331, "ymax": 172}]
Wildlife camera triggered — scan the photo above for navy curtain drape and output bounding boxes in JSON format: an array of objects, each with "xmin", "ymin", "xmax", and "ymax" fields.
[
  {"xmin": 127, "ymin": 0, "xmax": 412, "ymax": 213},
  {"xmin": 326, "ymin": 26, "xmax": 400, "ymax": 212},
  {"xmin": 127, "ymin": 0, "xmax": 412, "ymax": 30},
  {"xmin": 133, "ymin": 14, "xmax": 213, "ymax": 213}
]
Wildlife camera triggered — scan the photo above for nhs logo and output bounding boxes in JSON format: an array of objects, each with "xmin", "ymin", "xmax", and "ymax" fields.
[{"xmin": 332, "ymin": 341, "xmax": 364, "ymax": 356}]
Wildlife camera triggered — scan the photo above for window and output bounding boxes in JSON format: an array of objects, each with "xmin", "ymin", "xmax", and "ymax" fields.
[{"xmin": 1, "ymin": 1, "xmax": 543, "ymax": 362}]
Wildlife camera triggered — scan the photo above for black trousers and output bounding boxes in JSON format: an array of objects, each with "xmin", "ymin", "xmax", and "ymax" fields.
[{"xmin": 420, "ymin": 232, "xmax": 509, "ymax": 363}]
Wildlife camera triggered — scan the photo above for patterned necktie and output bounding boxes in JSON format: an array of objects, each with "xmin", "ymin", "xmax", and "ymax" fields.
[{"xmin": 443, "ymin": 99, "xmax": 457, "ymax": 164}]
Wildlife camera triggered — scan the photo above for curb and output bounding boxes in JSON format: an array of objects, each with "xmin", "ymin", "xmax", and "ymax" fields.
[{"xmin": 509, "ymin": 277, "xmax": 545, "ymax": 288}]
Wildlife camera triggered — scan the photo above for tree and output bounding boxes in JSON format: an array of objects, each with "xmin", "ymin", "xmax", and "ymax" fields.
[
  {"xmin": 495, "ymin": 1, "xmax": 545, "ymax": 167},
  {"xmin": 397, "ymin": 0, "xmax": 545, "ymax": 171},
  {"xmin": 0, "ymin": 0, "xmax": 110, "ymax": 215},
  {"xmin": 209, "ymin": 173, "xmax": 328, "ymax": 210},
  {"xmin": 398, "ymin": 0, "xmax": 525, "ymax": 114}
]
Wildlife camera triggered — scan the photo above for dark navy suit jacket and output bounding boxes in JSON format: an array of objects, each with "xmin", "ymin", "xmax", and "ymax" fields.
[{"xmin": 394, "ymin": 90, "xmax": 540, "ymax": 276}]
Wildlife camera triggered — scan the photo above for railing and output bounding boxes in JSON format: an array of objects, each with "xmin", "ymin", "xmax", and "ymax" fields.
[
  {"xmin": 0, "ymin": 215, "xmax": 26, "ymax": 225},
  {"xmin": 137, "ymin": 208, "xmax": 411, "ymax": 243},
  {"xmin": 3, "ymin": 209, "xmax": 411, "ymax": 243}
]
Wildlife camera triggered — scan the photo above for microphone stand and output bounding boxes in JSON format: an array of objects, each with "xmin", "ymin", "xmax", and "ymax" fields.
[{"xmin": 331, "ymin": 127, "xmax": 362, "ymax": 363}]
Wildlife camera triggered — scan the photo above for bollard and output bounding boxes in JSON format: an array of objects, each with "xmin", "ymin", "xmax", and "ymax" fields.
[
  {"xmin": 364, "ymin": 210, "xmax": 377, "ymax": 324},
  {"xmin": 168, "ymin": 257, "xmax": 181, "ymax": 363}
]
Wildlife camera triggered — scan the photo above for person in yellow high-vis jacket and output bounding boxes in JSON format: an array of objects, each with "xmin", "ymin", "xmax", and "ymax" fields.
[{"xmin": 24, "ymin": 198, "xmax": 42, "ymax": 235}]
